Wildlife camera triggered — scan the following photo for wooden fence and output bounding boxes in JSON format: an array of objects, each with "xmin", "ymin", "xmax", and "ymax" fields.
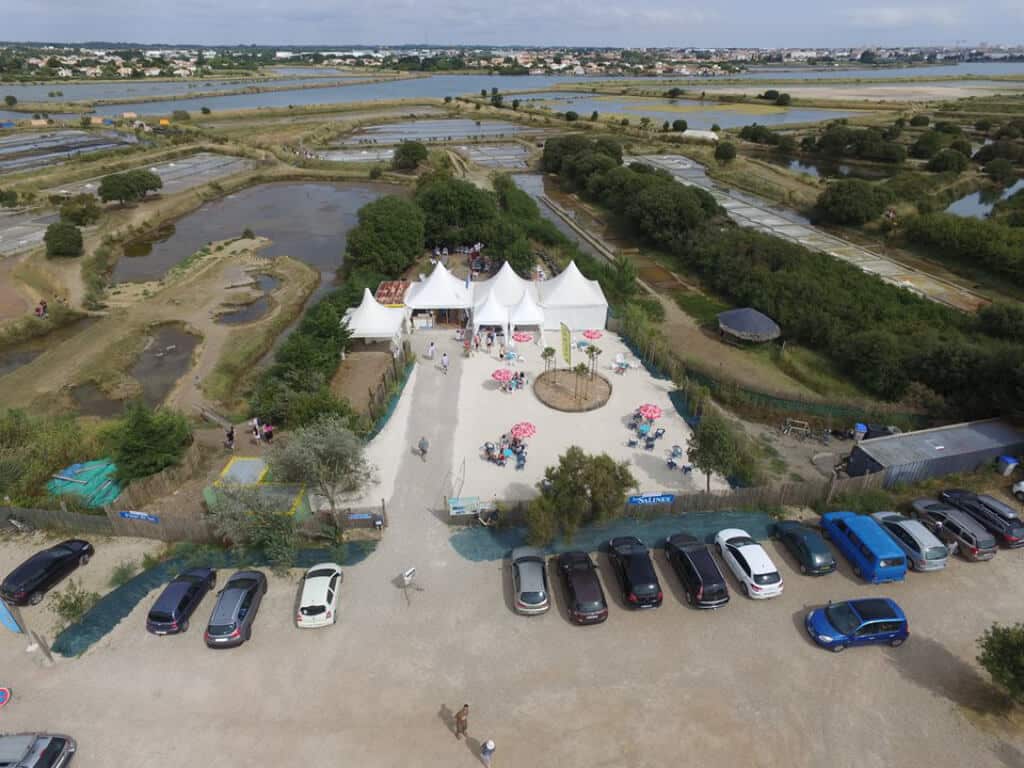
[
  {"xmin": 2, "ymin": 505, "xmax": 115, "ymax": 536},
  {"xmin": 112, "ymin": 441, "xmax": 206, "ymax": 512},
  {"xmin": 366, "ymin": 340, "xmax": 413, "ymax": 427}
]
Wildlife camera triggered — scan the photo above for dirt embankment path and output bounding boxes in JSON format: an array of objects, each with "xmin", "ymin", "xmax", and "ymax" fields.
[{"xmin": 1, "ymin": 236, "xmax": 317, "ymax": 416}]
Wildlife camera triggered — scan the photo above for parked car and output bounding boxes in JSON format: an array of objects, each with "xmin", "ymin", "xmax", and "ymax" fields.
[
  {"xmin": 820, "ymin": 511, "xmax": 906, "ymax": 583},
  {"xmin": 1014, "ymin": 480, "xmax": 1024, "ymax": 503},
  {"xmin": 0, "ymin": 732, "xmax": 76, "ymax": 767},
  {"xmin": 773, "ymin": 521, "xmax": 836, "ymax": 576},
  {"xmin": 911, "ymin": 499, "xmax": 998, "ymax": 561},
  {"xmin": 556, "ymin": 551, "xmax": 608, "ymax": 624},
  {"xmin": 0, "ymin": 539, "xmax": 94, "ymax": 606},
  {"xmin": 664, "ymin": 533, "xmax": 729, "ymax": 608},
  {"xmin": 511, "ymin": 547, "xmax": 550, "ymax": 615},
  {"xmin": 204, "ymin": 570, "xmax": 267, "ymax": 648},
  {"xmin": 146, "ymin": 567, "xmax": 216, "ymax": 635},
  {"xmin": 871, "ymin": 512, "xmax": 948, "ymax": 572},
  {"xmin": 805, "ymin": 597, "xmax": 908, "ymax": 652},
  {"xmin": 607, "ymin": 536, "xmax": 662, "ymax": 608},
  {"xmin": 940, "ymin": 489, "xmax": 1024, "ymax": 547},
  {"xmin": 714, "ymin": 529, "xmax": 783, "ymax": 599},
  {"xmin": 296, "ymin": 562, "xmax": 342, "ymax": 628}
]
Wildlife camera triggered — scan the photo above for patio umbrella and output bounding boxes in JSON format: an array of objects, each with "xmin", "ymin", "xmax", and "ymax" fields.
[
  {"xmin": 637, "ymin": 403, "xmax": 663, "ymax": 420},
  {"xmin": 510, "ymin": 422, "xmax": 536, "ymax": 439},
  {"xmin": 512, "ymin": 332, "xmax": 533, "ymax": 343},
  {"xmin": 582, "ymin": 329, "xmax": 603, "ymax": 340},
  {"xmin": 492, "ymin": 369, "xmax": 514, "ymax": 383}
]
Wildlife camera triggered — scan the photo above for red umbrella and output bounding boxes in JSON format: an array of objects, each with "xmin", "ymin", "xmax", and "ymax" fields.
[
  {"xmin": 637, "ymin": 403, "xmax": 662, "ymax": 420},
  {"xmin": 492, "ymin": 369, "xmax": 514, "ymax": 383},
  {"xmin": 512, "ymin": 332, "xmax": 533, "ymax": 342},
  {"xmin": 582, "ymin": 329, "xmax": 603, "ymax": 340},
  {"xmin": 510, "ymin": 422, "xmax": 536, "ymax": 439}
]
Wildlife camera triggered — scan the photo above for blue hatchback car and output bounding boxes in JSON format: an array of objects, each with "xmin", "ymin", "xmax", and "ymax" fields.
[{"xmin": 805, "ymin": 597, "xmax": 908, "ymax": 652}]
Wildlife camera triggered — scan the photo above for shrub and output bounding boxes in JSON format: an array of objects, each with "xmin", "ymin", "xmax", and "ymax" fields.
[
  {"xmin": 171, "ymin": 109, "xmax": 190, "ymax": 121},
  {"xmin": 761, "ymin": 89, "xmax": 780, "ymax": 100},
  {"xmin": 775, "ymin": 93, "xmax": 792, "ymax": 106},
  {"xmin": 200, "ymin": 106, "xmax": 211, "ymax": 114},
  {"xmin": 59, "ymin": 193, "xmax": 102, "ymax": 225},
  {"xmin": 3, "ymin": 95, "xmax": 15, "ymax": 107},
  {"xmin": 672, "ymin": 119, "xmax": 687, "ymax": 132},
  {"xmin": 0, "ymin": 188, "xmax": 17, "ymax": 208},
  {"xmin": 909, "ymin": 115, "xmax": 930, "ymax": 127},
  {"xmin": 909, "ymin": 131, "xmax": 943, "ymax": 159},
  {"xmin": 206, "ymin": 484, "xmax": 298, "ymax": 573},
  {"xmin": 102, "ymin": 402, "xmax": 192, "ymax": 482},
  {"xmin": 391, "ymin": 140, "xmax": 428, "ymax": 170},
  {"xmin": 49, "ymin": 579, "xmax": 100, "ymax": 626},
  {"xmin": 986, "ymin": 158, "xmax": 1017, "ymax": 185},
  {"xmin": 565, "ymin": 110, "xmax": 579, "ymax": 122},
  {"xmin": 44, "ymin": 221, "xmax": 83, "ymax": 258},
  {"xmin": 590, "ymin": 110, "xmax": 599, "ymax": 121},
  {"xmin": 978, "ymin": 623, "xmax": 1024, "ymax": 702},
  {"xmin": 816, "ymin": 179, "xmax": 892, "ymax": 225},
  {"xmin": 714, "ymin": 141, "xmax": 736, "ymax": 162},
  {"xmin": 241, "ymin": 227, "xmax": 255, "ymax": 239},
  {"xmin": 109, "ymin": 559, "xmax": 139, "ymax": 588},
  {"xmin": 927, "ymin": 149, "xmax": 969, "ymax": 174},
  {"xmin": 369, "ymin": 164, "xmax": 383, "ymax": 179},
  {"xmin": 975, "ymin": 118, "xmax": 992, "ymax": 132}
]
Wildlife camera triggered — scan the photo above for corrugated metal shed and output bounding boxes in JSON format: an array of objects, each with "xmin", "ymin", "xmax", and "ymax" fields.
[{"xmin": 847, "ymin": 418, "xmax": 1024, "ymax": 488}]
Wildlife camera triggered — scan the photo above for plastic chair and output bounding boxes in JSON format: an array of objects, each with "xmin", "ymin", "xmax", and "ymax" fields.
[
  {"xmin": 654, "ymin": 427, "xmax": 666, "ymax": 440},
  {"xmin": 671, "ymin": 445, "xmax": 683, "ymax": 459},
  {"xmin": 667, "ymin": 458, "xmax": 678, "ymax": 470},
  {"xmin": 645, "ymin": 437, "xmax": 656, "ymax": 451},
  {"xmin": 627, "ymin": 437, "xmax": 639, "ymax": 448}
]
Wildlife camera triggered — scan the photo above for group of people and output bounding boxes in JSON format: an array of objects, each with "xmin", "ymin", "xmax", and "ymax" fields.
[
  {"xmin": 500, "ymin": 371, "xmax": 528, "ymax": 393},
  {"xmin": 224, "ymin": 418, "xmax": 274, "ymax": 451},
  {"xmin": 484, "ymin": 433, "xmax": 527, "ymax": 467},
  {"xmin": 453, "ymin": 704, "xmax": 496, "ymax": 766},
  {"xmin": 32, "ymin": 299, "xmax": 48, "ymax": 318}
]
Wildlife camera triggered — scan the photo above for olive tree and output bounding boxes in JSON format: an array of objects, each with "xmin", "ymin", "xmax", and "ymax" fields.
[
  {"xmin": 687, "ymin": 410, "xmax": 738, "ymax": 492},
  {"xmin": 978, "ymin": 623, "xmax": 1024, "ymax": 702},
  {"xmin": 206, "ymin": 484, "xmax": 298, "ymax": 573}
]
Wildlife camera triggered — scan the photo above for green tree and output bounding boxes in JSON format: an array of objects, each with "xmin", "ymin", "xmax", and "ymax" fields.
[
  {"xmin": 444, "ymin": 95, "xmax": 453, "ymax": 103},
  {"xmin": 346, "ymin": 195, "xmax": 425, "ymax": 275},
  {"xmin": 565, "ymin": 110, "xmax": 579, "ymax": 122},
  {"xmin": 541, "ymin": 346, "xmax": 555, "ymax": 374},
  {"xmin": 687, "ymin": 410, "xmax": 737, "ymax": 491},
  {"xmin": 910, "ymin": 131, "xmax": 943, "ymax": 159},
  {"xmin": 102, "ymin": 402, "xmax": 192, "ymax": 482},
  {"xmin": 2, "ymin": 95, "xmax": 15, "ymax": 107},
  {"xmin": 126, "ymin": 169, "xmax": 162, "ymax": 199},
  {"xmin": 714, "ymin": 141, "xmax": 736, "ymax": 162},
  {"xmin": 526, "ymin": 446, "xmax": 637, "ymax": 544},
  {"xmin": 775, "ymin": 93, "xmax": 792, "ymax": 106},
  {"xmin": 816, "ymin": 179, "xmax": 892, "ymax": 225},
  {"xmin": 986, "ymin": 158, "xmax": 1017, "ymax": 185},
  {"xmin": 512, "ymin": 99, "xmax": 521, "ymax": 110},
  {"xmin": 978, "ymin": 623, "xmax": 1024, "ymax": 702},
  {"xmin": 59, "ymin": 194, "xmax": 101, "ymax": 226},
  {"xmin": 480, "ymin": 88, "xmax": 487, "ymax": 97},
  {"xmin": 266, "ymin": 413, "xmax": 374, "ymax": 527},
  {"xmin": 672, "ymin": 119, "xmax": 687, "ymax": 132},
  {"xmin": 490, "ymin": 93, "xmax": 503, "ymax": 107},
  {"xmin": 927, "ymin": 149, "xmax": 969, "ymax": 173},
  {"xmin": 43, "ymin": 221, "xmax": 83, "ymax": 258},
  {"xmin": 206, "ymin": 484, "xmax": 298, "ymax": 573},
  {"xmin": 171, "ymin": 109, "xmax": 190, "ymax": 121},
  {"xmin": 909, "ymin": 114, "xmax": 930, "ymax": 127},
  {"xmin": 391, "ymin": 140, "xmax": 428, "ymax": 170},
  {"xmin": 200, "ymin": 106, "xmax": 211, "ymax": 114},
  {"xmin": 414, "ymin": 177, "xmax": 499, "ymax": 245},
  {"xmin": 590, "ymin": 110, "xmax": 599, "ymax": 121}
]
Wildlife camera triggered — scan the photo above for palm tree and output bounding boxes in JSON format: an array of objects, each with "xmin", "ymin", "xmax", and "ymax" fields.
[
  {"xmin": 585, "ymin": 345, "xmax": 602, "ymax": 380},
  {"xmin": 573, "ymin": 362, "xmax": 589, "ymax": 400},
  {"xmin": 541, "ymin": 346, "xmax": 555, "ymax": 373}
]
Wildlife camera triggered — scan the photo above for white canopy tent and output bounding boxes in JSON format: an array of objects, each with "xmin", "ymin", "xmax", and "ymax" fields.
[
  {"xmin": 342, "ymin": 288, "xmax": 406, "ymax": 343},
  {"xmin": 472, "ymin": 261, "xmax": 538, "ymax": 306},
  {"xmin": 509, "ymin": 288, "xmax": 545, "ymax": 338},
  {"xmin": 404, "ymin": 262, "xmax": 471, "ymax": 310},
  {"xmin": 537, "ymin": 261, "xmax": 608, "ymax": 331},
  {"xmin": 472, "ymin": 289, "xmax": 511, "ymax": 337}
]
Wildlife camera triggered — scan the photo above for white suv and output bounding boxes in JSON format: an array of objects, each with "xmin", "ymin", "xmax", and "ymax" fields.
[
  {"xmin": 1013, "ymin": 480, "xmax": 1024, "ymax": 503},
  {"xmin": 715, "ymin": 528, "xmax": 784, "ymax": 600}
]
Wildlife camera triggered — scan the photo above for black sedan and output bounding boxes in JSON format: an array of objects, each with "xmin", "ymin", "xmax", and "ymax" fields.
[
  {"xmin": 1, "ymin": 539, "xmax": 94, "ymax": 606},
  {"xmin": 607, "ymin": 537, "xmax": 662, "ymax": 609},
  {"xmin": 774, "ymin": 520, "xmax": 836, "ymax": 576},
  {"xmin": 556, "ymin": 551, "xmax": 608, "ymax": 624},
  {"xmin": 146, "ymin": 567, "xmax": 217, "ymax": 635}
]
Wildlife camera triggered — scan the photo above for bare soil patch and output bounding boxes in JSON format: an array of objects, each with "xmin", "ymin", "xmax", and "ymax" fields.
[
  {"xmin": 331, "ymin": 347, "xmax": 395, "ymax": 414},
  {"xmin": 534, "ymin": 369, "xmax": 611, "ymax": 412}
]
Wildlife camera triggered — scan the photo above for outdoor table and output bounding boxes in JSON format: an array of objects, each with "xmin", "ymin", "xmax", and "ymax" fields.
[
  {"xmin": 503, "ymin": 448, "xmax": 514, "ymax": 459},
  {"xmin": 638, "ymin": 423, "xmax": 651, "ymax": 436}
]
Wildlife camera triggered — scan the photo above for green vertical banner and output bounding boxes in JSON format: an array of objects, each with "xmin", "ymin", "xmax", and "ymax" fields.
[{"xmin": 560, "ymin": 323, "xmax": 572, "ymax": 366}]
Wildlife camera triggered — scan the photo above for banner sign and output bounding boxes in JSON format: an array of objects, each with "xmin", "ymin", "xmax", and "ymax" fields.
[
  {"xmin": 447, "ymin": 497, "xmax": 481, "ymax": 517},
  {"xmin": 628, "ymin": 493, "xmax": 675, "ymax": 506},
  {"xmin": 119, "ymin": 510, "xmax": 160, "ymax": 524},
  {"xmin": 560, "ymin": 323, "xmax": 572, "ymax": 366},
  {"xmin": 0, "ymin": 600, "xmax": 23, "ymax": 635}
]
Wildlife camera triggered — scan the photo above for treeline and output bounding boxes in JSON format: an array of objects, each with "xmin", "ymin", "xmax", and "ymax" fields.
[
  {"xmin": 800, "ymin": 122, "xmax": 906, "ymax": 164},
  {"xmin": 541, "ymin": 136, "xmax": 1024, "ymax": 419},
  {"xmin": 903, "ymin": 213, "xmax": 1024, "ymax": 288}
]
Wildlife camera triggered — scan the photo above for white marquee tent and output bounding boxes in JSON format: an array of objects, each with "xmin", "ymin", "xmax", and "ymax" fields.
[
  {"xmin": 343, "ymin": 288, "xmax": 406, "ymax": 342},
  {"xmin": 472, "ymin": 289, "xmax": 511, "ymax": 336},
  {"xmin": 537, "ymin": 261, "xmax": 608, "ymax": 331},
  {"xmin": 404, "ymin": 262, "xmax": 471, "ymax": 310},
  {"xmin": 472, "ymin": 261, "xmax": 539, "ymax": 306},
  {"xmin": 510, "ymin": 288, "xmax": 545, "ymax": 333}
]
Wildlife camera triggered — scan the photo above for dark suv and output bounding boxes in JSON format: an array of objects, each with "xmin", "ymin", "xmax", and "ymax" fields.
[
  {"xmin": 204, "ymin": 570, "xmax": 267, "ymax": 648},
  {"xmin": 664, "ymin": 533, "xmax": 729, "ymax": 608},
  {"xmin": 557, "ymin": 551, "xmax": 608, "ymax": 624},
  {"xmin": 607, "ymin": 537, "xmax": 662, "ymax": 609},
  {"xmin": 939, "ymin": 489, "xmax": 1024, "ymax": 548},
  {"xmin": 146, "ymin": 567, "xmax": 217, "ymax": 635},
  {"xmin": 911, "ymin": 499, "xmax": 997, "ymax": 562}
]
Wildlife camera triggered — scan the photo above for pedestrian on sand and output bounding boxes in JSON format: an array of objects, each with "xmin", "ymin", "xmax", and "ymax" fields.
[
  {"xmin": 454, "ymin": 704, "xmax": 469, "ymax": 739},
  {"xmin": 499, "ymin": 343, "xmax": 506, "ymax": 360},
  {"xmin": 480, "ymin": 739, "xmax": 496, "ymax": 766},
  {"xmin": 441, "ymin": 352, "xmax": 449, "ymax": 375},
  {"xmin": 418, "ymin": 436, "xmax": 429, "ymax": 461},
  {"xmin": 474, "ymin": 334, "xmax": 481, "ymax": 351},
  {"xmin": 427, "ymin": 341, "xmax": 436, "ymax": 360}
]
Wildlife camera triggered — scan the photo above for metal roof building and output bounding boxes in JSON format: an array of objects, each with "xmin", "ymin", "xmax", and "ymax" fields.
[{"xmin": 847, "ymin": 418, "xmax": 1024, "ymax": 488}]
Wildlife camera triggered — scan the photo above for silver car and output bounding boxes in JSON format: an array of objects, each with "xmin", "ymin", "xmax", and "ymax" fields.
[
  {"xmin": 911, "ymin": 499, "xmax": 997, "ymax": 562},
  {"xmin": 0, "ymin": 733, "xmax": 76, "ymax": 767},
  {"xmin": 511, "ymin": 546, "xmax": 550, "ymax": 615},
  {"xmin": 871, "ymin": 511, "xmax": 948, "ymax": 571}
]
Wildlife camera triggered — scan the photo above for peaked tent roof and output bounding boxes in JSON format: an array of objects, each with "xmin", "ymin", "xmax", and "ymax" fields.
[
  {"xmin": 510, "ymin": 287, "xmax": 545, "ymax": 327},
  {"xmin": 404, "ymin": 262, "xmax": 471, "ymax": 310},
  {"xmin": 472, "ymin": 288, "xmax": 511, "ymax": 329},
  {"xmin": 472, "ymin": 261, "xmax": 538, "ymax": 306},
  {"xmin": 717, "ymin": 307, "xmax": 780, "ymax": 342},
  {"xmin": 343, "ymin": 288, "xmax": 406, "ymax": 340},
  {"xmin": 538, "ymin": 261, "xmax": 607, "ymax": 308}
]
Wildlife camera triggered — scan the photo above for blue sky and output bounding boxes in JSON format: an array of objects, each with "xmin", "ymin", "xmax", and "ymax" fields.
[{"xmin": 1, "ymin": 1, "xmax": 1020, "ymax": 47}]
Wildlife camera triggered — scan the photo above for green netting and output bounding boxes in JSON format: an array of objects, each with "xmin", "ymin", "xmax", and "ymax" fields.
[
  {"xmin": 46, "ymin": 460, "xmax": 121, "ymax": 509},
  {"xmin": 51, "ymin": 543, "xmax": 376, "ymax": 657}
]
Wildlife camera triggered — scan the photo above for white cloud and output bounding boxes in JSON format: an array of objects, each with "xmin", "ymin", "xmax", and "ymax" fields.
[{"xmin": 844, "ymin": 5, "xmax": 963, "ymax": 28}]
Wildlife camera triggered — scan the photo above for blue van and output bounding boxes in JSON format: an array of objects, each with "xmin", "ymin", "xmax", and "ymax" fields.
[{"xmin": 820, "ymin": 511, "xmax": 907, "ymax": 583}]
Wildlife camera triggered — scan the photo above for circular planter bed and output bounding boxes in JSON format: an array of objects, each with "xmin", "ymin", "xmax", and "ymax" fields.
[{"xmin": 533, "ymin": 370, "xmax": 611, "ymax": 412}]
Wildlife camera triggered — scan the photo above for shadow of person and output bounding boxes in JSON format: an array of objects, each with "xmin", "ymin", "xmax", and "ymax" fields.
[
  {"xmin": 437, "ymin": 704, "xmax": 455, "ymax": 737},
  {"xmin": 464, "ymin": 736, "xmax": 482, "ymax": 763}
]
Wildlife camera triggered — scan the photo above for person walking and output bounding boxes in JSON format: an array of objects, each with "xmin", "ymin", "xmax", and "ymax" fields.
[
  {"xmin": 417, "ymin": 436, "xmax": 429, "ymax": 462},
  {"xmin": 225, "ymin": 425, "xmax": 235, "ymax": 451},
  {"xmin": 454, "ymin": 704, "xmax": 469, "ymax": 740},
  {"xmin": 441, "ymin": 352, "xmax": 449, "ymax": 375},
  {"xmin": 263, "ymin": 423, "xmax": 274, "ymax": 444},
  {"xmin": 427, "ymin": 341, "xmax": 436, "ymax": 360},
  {"xmin": 251, "ymin": 416, "xmax": 261, "ymax": 445},
  {"xmin": 480, "ymin": 739, "xmax": 496, "ymax": 766}
]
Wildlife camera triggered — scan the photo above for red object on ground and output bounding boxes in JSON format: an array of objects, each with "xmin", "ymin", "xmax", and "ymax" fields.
[
  {"xmin": 492, "ymin": 369, "xmax": 514, "ymax": 383},
  {"xmin": 512, "ymin": 332, "xmax": 533, "ymax": 342},
  {"xmin": 582, "ymin": 329, "xmax": 603, "ymax": 340},
  {"xmin": 637, "ymin": 404, "xmax": 663, "ymax": 420},
  {"xmin": 510, "ymin": 422, "xmax": 537, "ymax": 439}
]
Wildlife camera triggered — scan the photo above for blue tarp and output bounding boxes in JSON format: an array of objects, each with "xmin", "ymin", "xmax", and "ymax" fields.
[{"xmin": 717, "ymin": 308, "xmax": 781, "ymax": 342}]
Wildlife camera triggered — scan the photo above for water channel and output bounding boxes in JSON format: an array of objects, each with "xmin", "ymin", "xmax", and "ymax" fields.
[{"xmin": 944, "ymin": 178, "xmax": 1024, "ymax": 218}]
